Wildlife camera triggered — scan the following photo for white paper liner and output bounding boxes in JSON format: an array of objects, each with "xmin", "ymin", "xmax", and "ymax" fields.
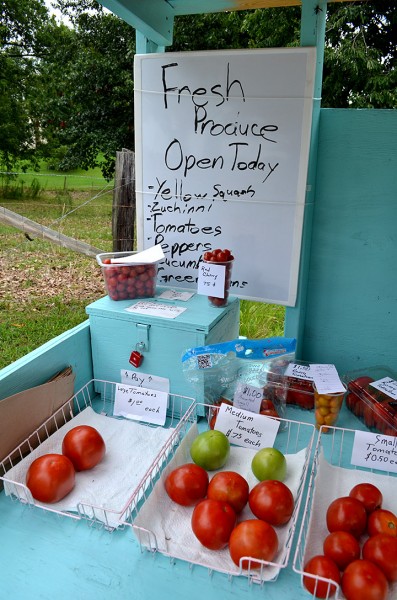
[
  {"xmin": 133, "ymin": 423, "xmax": 307, "ymax": 581},
  {"xmin": 302, "ymin": 452, "xmax": 397, "ymax": 597},
  {"xmin": 3, "ymin": 406, "xmax": 175, "ymax": 529}
]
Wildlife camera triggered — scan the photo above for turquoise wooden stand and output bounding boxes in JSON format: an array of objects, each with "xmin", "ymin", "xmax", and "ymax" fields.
[
  {"xmin": 0, "ymin": 2, "xmax": 396, "ymax": 598},
  {"xmin": 85, "ymin": 291, "xmax": 240, "ymax": 406}
]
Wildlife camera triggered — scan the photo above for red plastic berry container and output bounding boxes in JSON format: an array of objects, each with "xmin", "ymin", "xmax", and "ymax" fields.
[{"xmin": 96, "ymin": 252, "xmax": 158, "ymax": 301}]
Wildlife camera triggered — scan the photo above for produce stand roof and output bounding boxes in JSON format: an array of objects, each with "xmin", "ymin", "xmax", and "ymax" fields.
[{"xmin": 98, "ymin": 0, "xmax": 367, "ymax": 47}]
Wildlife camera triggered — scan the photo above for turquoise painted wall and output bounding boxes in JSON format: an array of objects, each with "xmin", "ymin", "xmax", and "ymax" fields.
[{"xmin": 299, "ymin": 108, "xmax": 397, "ymax": 373}]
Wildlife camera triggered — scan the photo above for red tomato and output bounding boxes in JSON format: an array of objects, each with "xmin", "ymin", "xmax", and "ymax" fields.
[
  {"xmin": 249, "ymin": 480, "xmax": 294, "ymax": 526},
  {"xmin": 164, "ymin": 463, "xmax": 209, "ymax": 506},
  {"xmin": 326, "ymin": 496, "xmax": 367, "ymax": 538},
  {"xmin": 26, "ymin": 453, "xmax": 75, "ymax": 503},
  {"xmin": 349, "ymin": 483, "xmax": 383, "ymax": 514},
  {"xmin": 62, "ymin": 425, "xmax": 106, "ymax": 471},
  {"xmin": 323, "ymin": 531, "xmax": 361, "ymax": 570},
  {"xmin": 302, "ymin": 555, "xmax": 341, "ymax": 599},
  {"xmin": 229, "ymin": 519, "xmax": 278, "ymax": 569},
  {"xmin": 363, "ymin": 533, "xmax": 397, "ymax": 582},
  {"xmin": 191, "ymin": 498, "xmax": 236, "ymax": 550},
  {"xmin": 341, "ymin": 559, "xmax": 388, "ymax": 600},
  {"xmin": 367, "ymin": 508, "xmax": 397, "ymax": 537},
  {"xmin": 207, "ymin": 471, "xmax": 249, "ymax": 513}
]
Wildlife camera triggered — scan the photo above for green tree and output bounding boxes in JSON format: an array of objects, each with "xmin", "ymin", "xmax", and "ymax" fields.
[
  {"xmin": 171, "ymin": 2, "xmax": 396, "ymax": 108},
  {"xmin": 0, "ymin": 0, "xmax": 49, "ymax": 170},
  {"xmin": 37, "ymin": 1, "xmax": 136, "ymax": 179}
]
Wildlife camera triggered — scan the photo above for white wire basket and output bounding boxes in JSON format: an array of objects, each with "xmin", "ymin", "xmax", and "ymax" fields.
[
  {"xmin": 124, "ymin": 405, "xmax": 315, "ymax": 586},
  {"xmin": 293, "ymin": 425, "xmax": 397, "ymax": 599},
  {"xmin": 0, "ymin": 379, "xmax": 196, "ymax": 531}
]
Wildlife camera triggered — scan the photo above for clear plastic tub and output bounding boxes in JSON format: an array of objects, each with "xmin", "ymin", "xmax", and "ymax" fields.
[
  {"xmin": 97, "ymin": 251, "xmax": 158, "ymax": 301},
  {"xmin": 342, "ymin": 366, "xmax": 397, "ymax": 436}
]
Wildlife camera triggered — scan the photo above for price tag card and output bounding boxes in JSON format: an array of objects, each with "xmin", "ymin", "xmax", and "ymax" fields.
[
  {"xmin": 233, "ymin": 382, "xmax": 262, "ymax": 413},
  {"xmin": 351, "ymin": 430, "xmax": 397, "ymax": 474},
  {"xmin": 214, "ymin": 403, "xmax": 280, "ymax": 450},
  {"xmin": 284, "ymin": 362, "xmax": 314, "ymax": 381},
  {"xmin": 310, "ymin": 363, "xmax": 345, "ymax": 394},
  {"xmin": 370, "ymin": 377, "xmax": 397, "ymax": 400},
  {"xmin": 121, "ymin": 370, "xmax": 170, "ymax": 394},
  {"xmin": 157, "ymin": 289, "xmax": 195, "ymax": 302},
  {"xmin": 125, "ymin": 301, "xmax": 187, "ymax": 319},
  {"xmin": 113, "ymin": 383, "xmax": 168, "ymax": 425},
  {"xmin": 197, "ymin": 263, "xmax": 225, "ymax": 299}
]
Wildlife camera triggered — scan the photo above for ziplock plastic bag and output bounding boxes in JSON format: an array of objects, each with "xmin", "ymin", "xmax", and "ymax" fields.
[{"xmin": 181, "ymin": 338, "xmax": 296, "ymax": 419}]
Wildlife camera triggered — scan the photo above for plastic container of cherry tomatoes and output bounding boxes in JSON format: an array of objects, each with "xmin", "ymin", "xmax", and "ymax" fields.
[
  {"xmin": 202, "ymin": 248, "xmax": 234, "ymax": 307},
  {"xmin": 97, "ymin": 252, "xmax": 158, "ymax": 301},
  {"xmin": 342, "ymin": 366, "xmax": 397, "ymax": 436},
  {"xmin": 282, "ymin": 359, "xmax": 316, "ymax": 410}
]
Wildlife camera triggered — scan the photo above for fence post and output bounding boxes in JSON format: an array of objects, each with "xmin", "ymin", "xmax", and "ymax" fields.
[{"xmin": 112, "ymin": 148, "xmax": 135, "ymax": 252}]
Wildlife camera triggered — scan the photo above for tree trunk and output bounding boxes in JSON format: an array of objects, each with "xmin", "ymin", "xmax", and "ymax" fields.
[{"xmin": 112, "ymin": 149, "xmax": 135, "ymax": 252}]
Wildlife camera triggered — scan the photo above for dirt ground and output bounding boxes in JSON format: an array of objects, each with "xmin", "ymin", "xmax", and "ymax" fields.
[{"xmin": 0, "ymin": 247, "xmax": 105, "ymax": 306}]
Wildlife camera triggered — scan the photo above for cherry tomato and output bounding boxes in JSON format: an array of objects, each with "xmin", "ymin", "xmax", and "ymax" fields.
[
  {"xmin": 26, "ymin": 453, "xmax": 75, "ymax": 503},
  {"xmin": 286, "ymin": 378, "xmax": 314, "ymax": 410},
  {"xmin": 302, "ymin": 555, "xmax": 341, "ymax": 599},
  {"xmin": 62, "ymin": 425, "xmax": 106, "ymax": 471},
  {"xmin": 349, "ymin": 483, "xmax": 383, "ymax": 514},
  {"xmin": 326, "ymin": 496, "xmax": 367, "ymax": 538},
  {"xmin": 341, "ymin": 559, "xmax": 388, "ymax": 600},
  {"xmin": 207, "ymin": 471, "xmax": 249, "ymax": 514},
  {"xmin": 248, "ymin": 480, "xmax": 294, "ymax": 526},
  {"xmin": 363, "ymin": 532, "xmax": 397, "ymax": 582},
  {"xmin": 164, "ymin": 463, "xmax": 209, "ymax": 507},
  {"xmin": 323, "ymin": 531, "xmax": 361, "ymax": 570},
  {"xmin": 367, "ymin": 508, "xmax": 397, "ymax": 537},
  {"xmin": 229, "ymin": 519, "xmax": 278, "ymax": 569},
  {"xmin": 191, "ymin": 498, "xmax": 236, "ymax": 550}
]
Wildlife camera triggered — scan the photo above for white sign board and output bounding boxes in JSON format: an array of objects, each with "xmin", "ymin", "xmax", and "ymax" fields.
[{"xmin": 134, "ymin": 48, "xmax": 315, "ymax": 305}]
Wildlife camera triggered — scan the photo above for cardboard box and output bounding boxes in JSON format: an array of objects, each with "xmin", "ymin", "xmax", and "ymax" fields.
[{"xmin": 0, "ymin": 367, "xmax": 75, "ymax": 467}]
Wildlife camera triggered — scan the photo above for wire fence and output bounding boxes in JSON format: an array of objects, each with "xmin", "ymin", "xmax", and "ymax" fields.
[{"xmin": 0, "ymin": 172, "xmax": 136, "ymax": 258}]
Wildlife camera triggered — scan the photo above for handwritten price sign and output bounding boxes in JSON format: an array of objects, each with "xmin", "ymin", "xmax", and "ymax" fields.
[
  {"xmin": 113, "ymin": 383, "xmax": 168, "ymax": 426},
  {"xmin": 351, "ymin": 430, "xmax": 397, "ymax": 474},
  {"xmin": 215, "ymin": 403, "xmax": 280, "ymax": 450}
]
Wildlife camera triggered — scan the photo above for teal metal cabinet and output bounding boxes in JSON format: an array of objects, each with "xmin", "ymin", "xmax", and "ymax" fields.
[{"xmin": 86, "ymin": 291, "xmax": 240, "ymax": 404}]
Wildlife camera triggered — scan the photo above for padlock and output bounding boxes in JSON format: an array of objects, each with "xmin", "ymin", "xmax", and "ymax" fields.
[{"xmin": 129, "ymin": 350, "xmax": 143, "ymax": 368}]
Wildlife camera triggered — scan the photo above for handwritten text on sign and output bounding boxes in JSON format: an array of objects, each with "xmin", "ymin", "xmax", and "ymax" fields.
[
  {"xmin": 351, "ymin": 430, "xmax": 397, "ymax": 474},
  {"xmin": 215, "ymin": 403, "xmax": 279, "ymax": 449},
  {"xmin": 135, "ymin": 49, "xmax": 316, "ymax": 305},
  {"xmin": 233, "ymin": 382, "xmax": 263, "ymax": 413},
  {"xmin": 371, "ymin": 377, "xmax": 397, "ymax": 401},
  {"xmin": 121, "ymin": 370, "xmax": 170, "ymax": 394},
  {"xmin": 113, "ymin": 383, "xmax": 168, "ymax": 426},
  {"xmin": 197, "ymin": 262, "xmax": 225, "ymax": 298}
]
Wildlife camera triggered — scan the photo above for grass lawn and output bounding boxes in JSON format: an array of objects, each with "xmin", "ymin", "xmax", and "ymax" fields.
[{"xmin": 0, "ymin": 168, "xmax": 285, "ymax": 371}]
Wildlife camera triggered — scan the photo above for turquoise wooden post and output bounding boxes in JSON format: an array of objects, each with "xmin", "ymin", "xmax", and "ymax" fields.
[
  {"xmin": 135, "ymin": 31, "xmax": 165, "ymax": 54},
  {"xmin": 284, "ymin": 0, "xmax": 327, "ymax": 356}
]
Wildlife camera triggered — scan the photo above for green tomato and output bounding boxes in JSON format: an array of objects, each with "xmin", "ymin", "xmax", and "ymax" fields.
[
  {"xmin": 190, "ymin": 430, "xmax": 230, "ymax": 471},
  {"xmin": 251, "ymin": 447, "xmax": 287, "ymax": 482}
]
